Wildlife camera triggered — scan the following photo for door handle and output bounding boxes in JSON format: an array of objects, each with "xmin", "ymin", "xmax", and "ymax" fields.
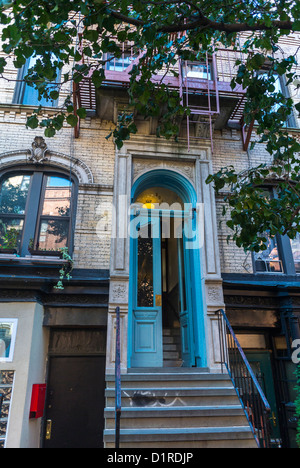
[
  {"xmin": 45, "ymin": 419, "xmax": 52, "ymax": 440},
  {"xmin": 270, "ymin": 412, "xmax": 277, "ymax": 427},
  {"xmin": 155, "ymin": 295, "xmax": 162, "ymax": 307}
]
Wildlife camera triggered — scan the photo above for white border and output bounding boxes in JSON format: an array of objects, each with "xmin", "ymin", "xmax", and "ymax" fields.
[{"xmin": 0, "ymin": 319, "xmax": 18, "ymax": 362}]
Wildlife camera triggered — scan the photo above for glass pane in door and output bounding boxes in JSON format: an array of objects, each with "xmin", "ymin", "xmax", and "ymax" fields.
[{"xmin": 137, "ymin": 229, "xmax": 154, "ymax": 307}]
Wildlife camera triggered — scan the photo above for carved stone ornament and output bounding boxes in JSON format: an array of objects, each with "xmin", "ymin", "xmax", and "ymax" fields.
[
  {"xmin": 110, "ymin": 281, "xmax": 129, "ymax": 304},
  {"xmin": 29, "ymin": 136, "xmax": 49, "ymax": 164}
]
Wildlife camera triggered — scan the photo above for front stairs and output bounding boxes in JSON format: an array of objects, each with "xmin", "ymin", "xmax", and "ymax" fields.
[{"xmin": 104, "ymin": 369, "xmax": 258, "ymax": 448}]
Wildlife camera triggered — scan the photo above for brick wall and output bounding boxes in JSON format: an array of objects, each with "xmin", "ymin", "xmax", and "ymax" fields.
[{"xmin": 0, "ymin": 27, "xmax": 299, "ymax": 274}]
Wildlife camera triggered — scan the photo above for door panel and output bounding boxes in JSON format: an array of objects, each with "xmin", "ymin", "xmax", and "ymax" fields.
[
  {"xmin": 44, "ymin": 356, "xmax": 105, "ymax": 448},
  {"xmin": 131, "ymin": 212, "xmax": 162, "ymax": 367},
  {"xmin": 177, "ymin": 224, "xmax": 195, "ymax": 366}
]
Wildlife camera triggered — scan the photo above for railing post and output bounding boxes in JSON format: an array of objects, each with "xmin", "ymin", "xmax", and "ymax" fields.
[{"xmin": 115, "ymin": 306, "xmax": 121, "ymax": 449}]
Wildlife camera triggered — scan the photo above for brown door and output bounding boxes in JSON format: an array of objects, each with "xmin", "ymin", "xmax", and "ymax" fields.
[{"xmin": 43, "ymin": 356, "xmax": 106, "ymax": 448}]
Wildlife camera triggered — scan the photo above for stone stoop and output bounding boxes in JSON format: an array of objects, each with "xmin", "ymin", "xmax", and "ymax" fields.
[{"xmin": 104, "ymin": 370, "xmax": 258, "ymax": 449}]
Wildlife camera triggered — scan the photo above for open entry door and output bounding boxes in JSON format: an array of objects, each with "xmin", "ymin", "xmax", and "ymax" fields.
[
  {"xmin": 131, "ymin": 210, "xmax": 163, "ymax": 367},
  {"xmin": 177, "ymin": 221, "xmax": 195, "ymax": 367}
]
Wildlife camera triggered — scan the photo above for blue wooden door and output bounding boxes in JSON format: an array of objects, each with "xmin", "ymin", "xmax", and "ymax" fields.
[
  {"xmin": 177, "ymin": 223, "xmax": 195, "ymax": 367},
  {"xmin": 131, "ymin": 211, "xmax": 163, "ymax": 367}
]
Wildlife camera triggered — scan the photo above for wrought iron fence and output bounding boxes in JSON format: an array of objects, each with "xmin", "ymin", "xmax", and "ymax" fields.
[{"xmin": 215, "ymin": 308, "xmax": 272, "ymax": 448}]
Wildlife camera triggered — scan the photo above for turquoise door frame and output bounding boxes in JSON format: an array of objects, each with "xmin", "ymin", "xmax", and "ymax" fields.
[
  {"xmin": 177, "ymin": 229, "xmax": 195, "ymax": 366},
  {"xmin": 128, "ymin": 169, "xmax": 207, "ymax": 369}
]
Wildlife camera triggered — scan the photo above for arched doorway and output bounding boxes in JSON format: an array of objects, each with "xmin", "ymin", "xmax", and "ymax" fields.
[{"xmin": 128, "ymin": 170, "xmax": 207, "ymax": 369}]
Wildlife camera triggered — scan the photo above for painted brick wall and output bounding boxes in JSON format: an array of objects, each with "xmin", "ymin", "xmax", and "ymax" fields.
[{"xmin": 0, "ymin": 26, "xmax": 299, "ymax": 274}]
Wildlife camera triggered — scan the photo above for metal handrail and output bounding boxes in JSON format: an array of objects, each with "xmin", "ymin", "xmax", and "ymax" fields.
[
  {"xmin": 215, "ymin": 309, "xmax": 272, "ymax": 448},
  {"xmin": 115, "ymin": 306, "xmax": 121, "ymax": 449}
]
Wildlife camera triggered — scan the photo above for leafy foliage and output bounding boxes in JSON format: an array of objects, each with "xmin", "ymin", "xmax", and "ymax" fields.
[{"xmin": 0, "ymin": 0, "xmax": 299, "ymax": 251}]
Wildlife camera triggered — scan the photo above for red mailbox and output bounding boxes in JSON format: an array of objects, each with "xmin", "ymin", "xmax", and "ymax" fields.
[{"xmin": 29, "ymin": 384, "xmax": 47, "ymax": 419}]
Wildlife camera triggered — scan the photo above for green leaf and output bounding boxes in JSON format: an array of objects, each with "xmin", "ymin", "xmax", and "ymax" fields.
[
  {"xmin": 26, "ymin": 115, "xmax": 39, "ymax": 129},
  {"xmin": 76, "ymin": 107, "xmax": 87, "ymax": 119},
  {"xmin": 66, "ymin": 114, "xmax": 78, "ymax": 127},
  {"xmin": 44, "ymin": 127, "xmax": 56, "ymax": 137}
]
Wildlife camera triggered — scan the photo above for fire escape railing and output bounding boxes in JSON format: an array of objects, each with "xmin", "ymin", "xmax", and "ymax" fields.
[
  {"xmin": 75, "ymin": 44, "xmax": 250, "ymax": 149},
  {"xmin": 115, "ymin": 306, "xmax": 121, "ymax": 449},
  {"xmin": 215, "ymin": 308, "xmax": 272, "ymax": 448}
]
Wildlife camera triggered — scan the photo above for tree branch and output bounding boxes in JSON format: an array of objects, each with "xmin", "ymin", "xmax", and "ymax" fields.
[{"xmin": 109, "ymin": 9, "xmax": 293, "ymax": 34}]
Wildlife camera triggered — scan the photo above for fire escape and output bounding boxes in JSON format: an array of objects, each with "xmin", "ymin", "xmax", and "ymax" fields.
[{"xmin": 73, "ymin": 44, "xmax": 252, "ymax": 152}]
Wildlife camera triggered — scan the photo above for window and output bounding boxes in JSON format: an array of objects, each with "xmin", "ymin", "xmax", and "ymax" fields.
[
  {"xmin": 258, "ymin": 72, "xmax": 296, "ymax": 128},
  {"xmin": 0, "ymin": 170, "xmax": 76, "ymax": 257},
  {"xmin": 252, "ymin": 188, "xmax": 299, "ymax": 275},
  {"xmin": 184, "ymin": 61, "xmax": 212, "ymax": 80},
  {"xmin": 0, "ymin": 319, "xmax": 18, "ymax": 362},
  {"xmin": 105, "ymin": 52, "xmax": 135, "ymax": 72},
  {"xmin": 291, "ymin": 233, "xmax": 300, "ymax": 273},
  {"xmin": 253, "ymin": 234, "xmax": 283, "ymax": 273},
  {"xmin": 13, "ymin": 55, "xmax": 60, "ymax": 107},
  {"xmin": 0, "ymin": 174, "xmax": 31, "ymax": 252}
]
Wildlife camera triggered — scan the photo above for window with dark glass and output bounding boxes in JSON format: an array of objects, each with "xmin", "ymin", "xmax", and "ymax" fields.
[
  {"xmin": 0, "ymin": 174, "xmax": 31, "ymax": 252},
  {"xmin": 13, "ymin": 55, "xmax": 60, "ymax": 107},
  {"xmin": 0, "ymin": 171, "xmax": 75, "ymax": 257},
  {"xmin": 183, "ymin": 61, "xmax": 212, "ymax": 80},
  {"xmin": 252, "ymin": 188, "xmax": 299, "ymax": 275},
  {"xmin": 253, "ymin": 233, "xmax": 283, "ymax": 273},
  {"xmin": 258, "ymin": 72, "xmax": 297, "ymax": 128},
  {"xmin": 291, "ymin": 233, "xmax": 300, "ymax": 273}
]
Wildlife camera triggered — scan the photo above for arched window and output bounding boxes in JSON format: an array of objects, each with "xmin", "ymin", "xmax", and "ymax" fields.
[{"xmin": 0, "ymin": 170, "xmax": 76, "ymax": 257}]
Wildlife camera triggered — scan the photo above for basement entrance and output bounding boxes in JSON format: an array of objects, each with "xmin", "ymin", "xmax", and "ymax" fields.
[{"xmin": 43, "ymin": 329, "xmax": 106, "ymax": 448}]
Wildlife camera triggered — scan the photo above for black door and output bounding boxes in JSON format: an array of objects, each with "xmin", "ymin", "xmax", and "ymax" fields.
[{"xmin": 44, "ymin": 356, "xmax": 106, "ymax": 448}]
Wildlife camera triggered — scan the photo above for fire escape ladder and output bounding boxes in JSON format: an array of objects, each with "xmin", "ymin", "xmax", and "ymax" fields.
[{"xmin": 180, "ymin": 52, "xmax": 219, "ymax": 153}]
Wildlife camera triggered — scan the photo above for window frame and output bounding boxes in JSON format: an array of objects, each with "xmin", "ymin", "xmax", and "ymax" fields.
[
  {"xmin": 0, "ymin": 319, "xmax": 18, "ymax": 362},
  {"xmin": 0, "ymin": 167, "xmax": 77, "ymax": 257},
  {"xmin": 13, "ymin": 56, "xmax": 61, "ymax": 108},
  {"xmin": 257, "ymin": 70, "xmax": 297, "ymax": 129},
  {"xmin": 252, "ymin": 186, "xmax": 298, "ymax": 276}
]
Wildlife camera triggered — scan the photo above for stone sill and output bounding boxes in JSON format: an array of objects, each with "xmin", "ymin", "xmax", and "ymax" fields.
[{"xmin": 0, "ymin": 254, "xmax": 68, "ymax": 265}]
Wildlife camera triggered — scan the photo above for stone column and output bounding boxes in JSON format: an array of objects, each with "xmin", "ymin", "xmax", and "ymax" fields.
[{"xmin": 105, "ymin": 149, "xmax": 132, "ymax": 374}]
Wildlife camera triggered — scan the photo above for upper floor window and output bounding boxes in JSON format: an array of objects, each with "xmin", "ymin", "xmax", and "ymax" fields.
[
  {"xmin": 0, "ymin": 170, "xmax": 75, "ymax": 257},
  {"xmin": 252, "ymin": 188, "xmax": 299, "ymax": 275},
  {"xmin": 13, "ymin": 55, "xmax": 60, "ymax": 107},
  {"xmin": 253, "ymin": 234, "xmax": 283, "ymax": 273},
  {"xmin": 105, "ymin": 51, "xmax": 135, "ymax": 72},
  {"xmin": 258, "ymin": 72, "xmax": 297, "ymax": 128},
  {"xmin": 184, "ymin": 61, "xmax": 212, "ymax": 80},
  {"xmin": 291, "ymin": 233, "xmax": 300, "ymax": 273}
]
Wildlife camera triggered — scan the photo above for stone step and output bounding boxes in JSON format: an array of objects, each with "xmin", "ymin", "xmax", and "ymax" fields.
[
  {"xmin": 104, "ymin": 370, "xmax": 257, "ymax": 448},
  {"xmin": 103, "ymin": 426, "xmax": 257, "ymax": 449},
  {"xmin": 104, "ymin": 438, "xmax": 257, "ymax": 449},
  {"xmin": 106, "ymin": 372, "xmax": 233, "ymax": 388},
  {"xmin": 163, "ymin": 351, "xmax": 180, "ymax": 360},
  {"xmin": 163, "ymin": 328, "xmax": 180, "ymax": 336},
  {"xmin": 163, "ymin": 343, "xmax": 177, "ymax": 352},
  {"xmin": 163, "ymin": 336, "xmax": 178, "ymax": 344},
  {"xmin": 104, "ymin": 405, "xmax": 247, "ymax": 429},
  {"xmin": 105, "ymin": 386, "xmax": 239, "ymax": 407},
  {"xmin": 163, "ymin": 360, "xmax": 183, "ymax": 367}
]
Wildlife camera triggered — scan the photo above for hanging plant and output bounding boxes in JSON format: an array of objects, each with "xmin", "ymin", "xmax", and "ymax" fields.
[
  {"xmin": 54, "ymin": 247, "xmax": 74, "ymax": 290},
  {"xmin": 0, "ymin": 222, "xmax": 19, "ymax": 254}
]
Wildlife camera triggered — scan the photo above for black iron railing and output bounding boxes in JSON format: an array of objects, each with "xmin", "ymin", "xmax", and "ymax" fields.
[
  {"xmin": 215, "ymin": 309, "xmax": 272, "ymax": 448},
  {"xmin": 115, "ymin": 306, "xmax": 121, "ymax": 449}
]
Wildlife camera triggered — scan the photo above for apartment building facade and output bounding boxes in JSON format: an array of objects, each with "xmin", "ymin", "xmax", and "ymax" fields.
[{"xmin": 0, "ymin": 25, "xmax": 299, "ymax": 448}]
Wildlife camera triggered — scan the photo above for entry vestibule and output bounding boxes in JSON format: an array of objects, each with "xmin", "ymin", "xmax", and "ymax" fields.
[{"xmin": 128, "ymin": 170, "xmax": 207, "ymax": 369}]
